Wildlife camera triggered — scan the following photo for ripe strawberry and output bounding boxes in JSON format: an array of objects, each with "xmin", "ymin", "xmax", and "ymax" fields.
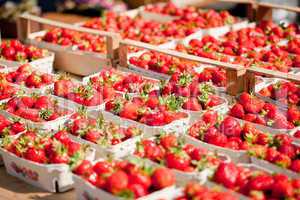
[
  {"xmin": 128, "ymin": 171, "xmax": 151, "ymax": 190},
  {"xmin": 73, "ymin": 160, "xmax": 93, "ymax": 177},
  {"xmin": 24, "ymin": 147, "xmax": 47, "ymax": 164},
  {"xmin": 159, "ymin": 134, "xmax": 178, "ymax": 149},
  {"xmin": 106, "ymin": 170, "xmax": 129, "ymax": 194},
  {"xmin": 247, "ymin": 174, "xmax": 274, "ymax": 191},
  {"xmin": 202, "ymin": 111, "xmax": 218, "ymax": 125},
  {"xmin": 274, "ymin": 154, "xmax": 292, "ymax": 168},
  {"xmin": 21, "ymin": 96, "xmax": 35, "ymax": 108},
  {"xmin": 287, "ymin": 106, "xmax": 300, "ymax": 125},
  {"xmin": 119, "ymin": 103, "xmax": 139, "ymax": 120},
  {"xmin": 83, "ymin": 130, "xmax": 101, "ymax": 143},
  {"xmin": 151, "ymin": 167, "xmax": 175, "ymax": 189},
  {"xmin": 219, "ymin": 117, "xmax": 242, "ymax": 137},
  {"xmin": 10, "ymin": 122, "xmax": 25, "ymax": 133},
  {"xmin": 128, "ymin": 184, "xmax": 147, "ymax": 198},
  {"xmin": 214, "ymin": 163, "xmax": 239, "ymax": 189},
  {"xmin": 165, "ymin": 150, "xmax": 190, "ymax": 171},
  {"xmin": 93, "ymin": 161, "xmax": 113, "ymax": 175},
  {"xmin": 230, "ymin": 103, "xmax": 245, "ymax": 119},
  {"xmin": 290, "ymin": 160, "xmax": 300, "ymax": 172},
  {"xmin": 243, "ymin": 113, "xmax": 257, "ymax": 122},
  {"xmin": 204, "ymin": 127, "xmax": 227, "ymax": 147},
  {"xmin": 34, "ymin": 96, "xmax": 52, "ymax": 109},
  {"xmin": 182, "ymin": 97, "xmax": 202, "ymax": 111},
  {"xmin": 262, "ymin": 103, "xmax": 277, "ymax": 119},
  {"xmin": 272, "ymin": 179, "xmax": 294, "ymax": 198}
]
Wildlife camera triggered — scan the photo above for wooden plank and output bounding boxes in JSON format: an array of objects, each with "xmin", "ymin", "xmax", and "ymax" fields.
[
  {"xmin": 19, "ymin": 13, "xmax": 120, "ymax": 39},
  {"xmin": 247, "ymin": 67, "xmax": 300, "ymax": 84},
  {"xmin": 258, "ymin": 2, "xmax": 300, "ymax": 13},
  {"xmin": 119, "ymin": 43, "xmax": 128, "ymax": 68},
  {"xmin": 246, "ymin": 67, "xmax": 300, "ymax": 92},
  {"xmin": 226, "ymin": 68, "xmax": 246, "ymax": 95}
]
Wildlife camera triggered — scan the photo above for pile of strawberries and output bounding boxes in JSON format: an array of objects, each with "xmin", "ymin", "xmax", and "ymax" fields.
[
  {"xmin": 189, "ymin": 110, "xmax": 300, "ymax": 172},
  {"xmin": 68, "ymin": 113, "xmax": 142, "ymax": 145},
  {"xmin": 3, "ymin": 130, "xmax": 89, "ymax": 164},
  {"xmin": 213, "ymin": 162, "xmax": 300, "ymax": 199},
  {"xmin": 5, "ymin": 64, "xmax": 54, "ymax": 89},
  {"xmin": 129, "ymin": 51, "xmax": 197, "ymax": 75},
  {"xmin": 54, "ymin": 79, "xmax": 116, "ymax": 107},
  {"xmin": 2, "ymin": 94, "xmax": 71, "ymax": 122},
  {"xmin": 0, "ymin": 115, "xmax": 25, "ymax": 137},
  {"xmin": 171, "ymin": 21, "xmax": 300, "ymax": 73},
  {"xmin": 105, "ymin": 95, "xmax": 188, "ymax": 126},
  {"xmin": 0, "ymin": 40, "xmax": 47, "ymax": 62},
  {"xmin": 135, "ymin": 133, "xmax": 223, "ymax": 172},
  {"xmin": 86, "ymin": 69, "xmax": 158, "ymax": 94},
  {"xmin": 259, "ymin": 80, "xmax": 300, "ymax": 106},
  {"xmin": 144, "ymin": 2, "xmax": 195, "ymax": 16},
  {"xmin": 82, "ymin": 8, "xmax": 239, "ymax": 45},
  {"xmin": 41, "ymin": 28, "xmax": 106, "ymax": 53},
  {"xmin": 230, "ymin": 92, "xmax": 300, "ymax": 129},
  {"xmin": 176, "ymin": 181, "xmax": 238, "ymax": 200},
  {"xmin": 158, "ymin": 72, "xmax": 225, "ymax": 111},
  {"xmin": 73, "ymin": 158, "xmax": 175, "ymax": 199}
]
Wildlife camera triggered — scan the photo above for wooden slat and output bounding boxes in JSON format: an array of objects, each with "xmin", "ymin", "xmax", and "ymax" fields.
[
  {"xmin": 246, "ymin": 67, "xmax": 300, "ymax": 92},
  {"xmin": 18, "ymin": 13, "xmax": 120, "ymax": 39},
  {"xmin": 258, "ymin": 2, "xmax": 300, "ymax": 13}
]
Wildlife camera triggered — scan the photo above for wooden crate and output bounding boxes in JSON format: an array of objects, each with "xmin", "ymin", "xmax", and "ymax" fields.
[
  {"xmin": 17, "ymin": 13, "xmax": 121, "ymax": 76},
  {"xmin": 119, "ymin": 39, "xmax": 246, "ymax": 96}
]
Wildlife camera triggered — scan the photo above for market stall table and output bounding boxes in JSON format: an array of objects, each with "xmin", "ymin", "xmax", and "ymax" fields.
[{"xmin": 0, "ymin": 167, "xmax": 74, "ymax": 200}]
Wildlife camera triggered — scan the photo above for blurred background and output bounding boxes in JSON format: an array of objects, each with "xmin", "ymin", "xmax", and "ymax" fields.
[{"xmin": 0, "ymin": 0, "xmax": 299, "ymax": 38}]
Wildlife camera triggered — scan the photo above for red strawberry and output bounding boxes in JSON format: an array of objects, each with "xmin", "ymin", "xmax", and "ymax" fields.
[
  {"xmin": 128, "ymin": 184, "xmax": 147, "ymax": 198},
  {"xmin": 93, "ymin": 161, "xmax": 113, "ymax": 175},
  {"xmin": 34, "ymin": 96, "xmax": 52, "ymax": 109},
  {"xmin": 106, "ymin": 170, "xmax": 128, "ymax": 194},
  {"xmin": 202, "ymin": 111, "xmax": 218, "ymax": 125},
  {"xmin": 165, "ymin": 151, "xmax": 190, "ymax": 171},
  {"xmin": 290, "ymin": 160, "xmax": 300, "ymax": 172},
  {"xmin": 243, "ymin": 113, "xmax": 257, "ymax": 122},
  {"xmin": 182, "ymin": 97, "xmax": 202, "ymax": 111},
  {"xmin": 219, "ymin": 117, "xmax": 242, "ymax": 137},
  {"xmin": 73, "ymin": 160, "xmax": 93, "ymax": 177},
  {"xmin": 214, "ymin": 163, "xmax": 239, "ymax": 189},
  {"xmin": 151, "ymin": 167, "xmax": 175, "ymax": 190},
  {"xmin": 119, "ymin": 103, "xmax": 139, "ymax": 120},
  {"xmin": 272, "ymin": 179, "xmax": 294, "ymax": 198},
  {"xmin": 204, "ymin": 127, "xmax": 227, "ymax": 147},
  {"xmin": 262, "ymin": 103, "xmax": 277, "ymax": 119},
  {"xmin": 24, "ymin": 147, "xmax": 47, "ymax": 163},
  {"xmin": 230, "ymin": 103, "xmax": 245, "ymax": 119}
]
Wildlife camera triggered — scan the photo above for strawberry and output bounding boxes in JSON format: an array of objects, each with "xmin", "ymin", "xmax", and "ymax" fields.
[
  {"xmin": 151, "ymin": 167, "xmax": 175, "ymax": 189},
  {"xmin": 93, "ymin": 161, "xmax": 113, "ymax": 175},
  {"xmin": 182, "ymin": 97, "xmax": 202, "ymax": 111},
  {"xmin": 165, "ymin": 150, "xmax": 190, "ymax": 171},
  {"xmin": 24, "ymin": 147, "xmax": 47, "ymax": 164},
  {"xmin": 219, "ymin": 117, "xmax": 242, "ymax": 137},
  {"xmin": 214, "ymin": 162, "xmax": 239, "ymax": 189},
  {"xmin": 106, "ymin": 170, "xmax": 129, "ymax": 194},
  {"xmin": 73, "ymin": 160, "xmax": 93, "ymax": 177},
  {"xmin": 34, "ymin": 96, "xmax": 52, "ymax": 109},
  {"xmin": 230, "ymin": 103, "xmax": 245, "ymax": 119},
  {"xmin": 247, "ymin": 174, "xmax": 274, "ymax": 191},
  {"xmin": 119, "ymin": 103, "xmax": 139, "ymax": 120}
]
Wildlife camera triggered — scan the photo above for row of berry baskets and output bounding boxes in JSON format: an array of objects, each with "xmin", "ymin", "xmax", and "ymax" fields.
[{"xmin": 0, "ymin": 61, "xmax": 299, "ymax": 200}]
